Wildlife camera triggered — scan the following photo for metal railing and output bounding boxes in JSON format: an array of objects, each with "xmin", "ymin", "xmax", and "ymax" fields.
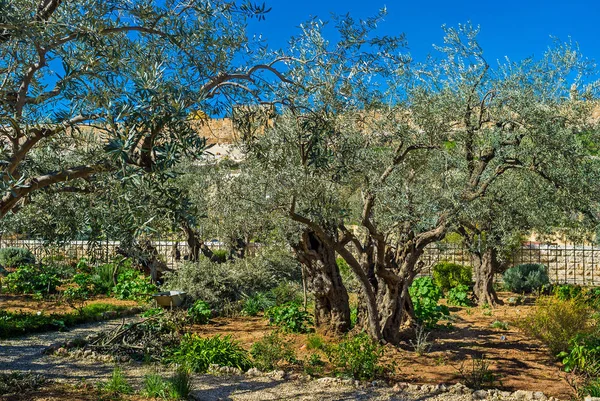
[{"xmin": 2, "ymin": 238, "xmax": 600, "ymax": 285}]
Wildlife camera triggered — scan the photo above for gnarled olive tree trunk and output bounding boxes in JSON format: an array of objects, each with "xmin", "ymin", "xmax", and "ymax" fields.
[
  {"xmin": 472, "ymin": 247, "xmax": 502, "ymax": 306},
  {"xmin": 294, "ymin": 230, "xmax": 351, "ymax": 335}
]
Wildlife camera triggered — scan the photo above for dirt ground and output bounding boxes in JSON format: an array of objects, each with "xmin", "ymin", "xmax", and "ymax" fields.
[
  {"xmin": 191, "ymin": 292, "xmax": 572, "ymax": 399},
  {"xmin": 0, "ymin": 294, "xmax": 139, "ymax": 314}
]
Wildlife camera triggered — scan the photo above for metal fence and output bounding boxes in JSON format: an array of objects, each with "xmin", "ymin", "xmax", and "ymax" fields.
[{"xmin": 3, "ymin": 238, "xmax": 600, "ymax": 285}]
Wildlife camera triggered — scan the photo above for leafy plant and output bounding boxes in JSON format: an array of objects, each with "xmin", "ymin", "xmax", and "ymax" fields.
[
  {"xmin": 266, "ymin": 303, "xmax": 312, "ymax": 333},
  {"xmin": 447, "ymin": 284, "xmax": 473, "ymax": 306},
  {"xmin": 250, "ymin": 331, "xmax": 296, "ymax": 371},
  {"xmin": 304, "ymin": 353, "xmax": 326, "ymax": 376},
  {"xmin": 242, "ymin": 292, "xmax": 275, "ymax": 316},
  {"xmin": 325, "ymin": 333, "xmax": 384, "ymax": 381},
  {"xmin": 520, "ymin": 296, "xmax": 593, "ymax": 355},
  {"xmin": 3, "ymin": 265, "xmax": 61, "ymax": 295},
  {"xmin": 112, "ymin": 269, "xmax": 157, "ymax": 301},
  {"xmin": 188, "ymin": 300, "xmax": 212, "ymax": 324},
  {"xmin": 143, "ymin": 373, "xmax": 170, "ymax": 399},
  {"xmin": 554, "ymin": 284, "xmax": 583, "ymax": 301},
  {"xmin": 502, "ymin": 263, "xmax": 549, "ymax": 294},
  {"xmin": 0, "ymin": 247, "xmax": 35, "ymax": 268},
  {"xmin": 432, "ymin": 262, "xmax": 472, "ymax": 292},
  {"xmin": 99, "ymin": 367, "xmax": 132, "ymax": 395},
  {"xmin": 306, "ymin": 334, "xmax": 326, "ymax": 350},
  {"xmin": 170, "ymin": 334, "xmax": 253, "ymax": 373},
  {"xmin": 409, "ymin": 277, "xmax": 449, "ymax": 327},
  {"xmin": 558, "ymin": 334, "xmax": 600, "ymax": 375}
]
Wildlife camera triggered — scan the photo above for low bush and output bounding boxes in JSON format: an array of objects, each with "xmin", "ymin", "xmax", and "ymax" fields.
[
  {"xmin": 554, "ymin": 284, "xmax": 583, "ymax": 301},
  {"xmin": 447, "ymin": 284, "xmax": 473, "ymax": 306},
  {"xmin": 143, "ymin": 368, "xmax": 191, "ymax": 400},
  {"xmin": 325, "ymin": 333, "xmax": 384, "ymax": 380},
  {"xmin": 502, "ymin": 263, "xmax": 549, "ymax": 294},
  {"xmin": 520, "ymin": 296, "xmax": 593, "ymax": 355},
  {"xmin": 250, "ymin": 331, "xmax": 297, "ymax": 371},
  {"xmin": 3, "ymin": 264, "xmax": 61, "ymax": 295},
  {"xmin": 456, "ymin": 354, "xmax": 498, "ymax": 389},
  {"xmin": 266, "ymin": 303, "xmax": 312, "ymax": 333},
  {"xmin": 211, "ymin": 249, "xmax": 229, "ymax": 263},
  {"xmin": 306, "ymin": 333, "xmax": 326, "ymax": 350},
  {"xmin": 432, "ymin": 262, "xmax": 472, "ymax": 292},
  {"xmin": 0, "ymin": 247, "xmax": 35, "ymax": 268},
  {"xmin": 409, "ymin": 277, "xmax": 449, "ymax": 327},
  {"xmin": 169, "ymin": 334, "xmax": 253, "ymax": 373},
  {"xmin": 188, "ymin": 300, "xmax": 212, "ymax": 324},
  {"xmin": 162, "ymin": 248, "xmax": 301, "ymax": 310},
  {"xmin": 112, "ymin": 269, "xmax": 157, "ymax": 301}
]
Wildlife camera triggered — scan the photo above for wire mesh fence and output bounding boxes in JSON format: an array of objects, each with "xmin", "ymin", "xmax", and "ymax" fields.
[{"xmin": 2, "ymin": 238, "xmax": 600, "ymax": 285}]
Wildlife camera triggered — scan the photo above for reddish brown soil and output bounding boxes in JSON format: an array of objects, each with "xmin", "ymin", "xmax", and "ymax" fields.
[
  {"xmin": 192, "ymin": 293, "xmax": 572, "ymax": 399},
  {"xmin": 0, "ymin": 294, "xmax": 138, "ymax": 314}
]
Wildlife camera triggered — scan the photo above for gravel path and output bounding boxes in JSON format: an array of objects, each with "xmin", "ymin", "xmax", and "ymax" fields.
[{"xmin": 0, "ymin": 318, "xmax": 144, "ymax": 382}]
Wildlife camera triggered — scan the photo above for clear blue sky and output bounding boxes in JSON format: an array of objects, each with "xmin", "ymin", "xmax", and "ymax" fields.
[{"xmin": 247, "ymin": 0, "xmax": 600, "ymax": 64}]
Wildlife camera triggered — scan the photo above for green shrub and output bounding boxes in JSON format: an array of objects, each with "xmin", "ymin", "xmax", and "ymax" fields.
[
  {"xmin": 306, "ymin": 334, "xmax": 326, "ymax": 350},
  {"xmin": 242, "ymin": 292, "xmax": 275, "ymax": 316},
  {"xmin": 162, "ymin": 249, "xmax": 301, "ymax": 309},
  {"xmin": 188, "ymin": 300, "xmax": 212, "ymax": 324},
  {"xmin": 0, "ymin": 247, "xmax": 35, "ymax": 268},
  {"xmin": 554, "ymin": 284, "xmax": 583, "ymax": 301},
  {"xmin": 502, "ymin": 263, "xmax": 549, "ymax": 293},
  {"xmin": 490, "ymin": 320, "xmax": 509, "ymax": 330},
  {"xmin": 582, "ymin": 378, "xmax": 600, "ymax": 398},
  {"xmin": 3, "ymin": 265, "xmax": 61, "ymax": 295},
  {"xmin": 112, "ymin": 269, "xmax": 157, "ymax": 301},
  {"xmin": 432, "ymin": 262, "xmax": 472, "ymax": 292},
  {"xmin": 325, "ymin": 333, "xmax": 384, "ymax": 380},
  {"xmin": 250, "ymin": 331, "xmax": 296, "ymax": 371},
  {"xmin": 558, "ymin": 334, "xmax": 600, "ymax": 375},
  {"xmin": 409, "ymin": 277, "xmax": 449, "ymax": 327},
  {"xmin": 269, "ymin": 282, "xmax": 303, "ymax": 306},
  {"xmin": 447, "ymin": 284, "xmax": 473, "ymax": 306},
  {"xmin": 266, "ymin": 303, "xmax": 312, "ymax": 333},
  {"xmin": 170, "ymin": 334, "xmax": 252, "ymax": 373},
  {"xmin": 520, "ymin": 296, "xmax": 593, "ymax": 355}
]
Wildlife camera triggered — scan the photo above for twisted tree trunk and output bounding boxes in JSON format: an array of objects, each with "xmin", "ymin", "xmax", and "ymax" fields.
[
  {"xmin": 473, "ymin": 247, "xmax": 502, "ymax": 306},
  {"xmin": 294, "ymin": 230, "xmax": 351, "ymax": 335}
]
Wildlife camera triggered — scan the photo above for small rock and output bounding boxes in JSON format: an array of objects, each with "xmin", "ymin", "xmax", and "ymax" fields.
[
  {"xmin": 245, "ymin": 367, "xmax": 262, "ymax": 377},
  {"xmin": 371, "ymin": 380, "xmax": 385, "ymax": 388},
  {"xmin": 533, "ymin": 392, "xmax": 547, "ymax": 401},
  {"xmin": 120, "ymin": 355, "xmax": 129, "ymax": 363},
  {"xmin": 83, "ymin": 349, "xmax": 92, "ymax": 358},
  {"xmin": 584, "ymin": 397, "xmax": 600, "ymax": 401},
  {"xmin": 513, "ymin": 390, "xmax": 535, "ymax": 401},
  {"xmin": 56, "ymin": 347, "xmax": 67, "ymax": 356},
  {"xmin": 269, "ymin": 370, "xmax": 286, "ymax": 380},
  {"xmin": 449, "ymin": 383, "xmax": 469, "ymax": 394},
  {"xmin": 473, "ymin": 389, "xmax": 488, "ymax": 399},
  {"xmin": 392, "ymin": 382, "xmax": 409, "ymax": 392},
  {"xmin": 406, "ymin": 384, "xmax": 421, "ymax": 392}
]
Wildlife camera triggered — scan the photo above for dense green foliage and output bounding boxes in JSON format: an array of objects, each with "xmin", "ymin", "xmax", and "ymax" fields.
[
  {"xmin": 432, "ymin": 262, "xmax": 472, "ymax": 292},
  {"xmin": 170, "ymin": 334, "xmax": 253, "ymax": 373},
  {"xmin": 3, "ymin": 265, "xmax": 61, "ymax": 295},
  {"xmin": 325, "ymin": 333, "xmax": 384, "ymax": 380},
  {"xmin": 188, "ymin": 300, "xmax": 212, "ymax": 324},
  {"xmin": 503, "ymin": 264, "xmax": 550, "ymax": 293},
  {"xmin": 112, "ymin": 269, "xmax": 157, "ymax": 301},
  {"xmin": 409, "ymin": 277, "xmax": 450, "ymax": 327},
  {"xmin": 0, "ymin": 247, "xmax": 35, "ymax": 268},
  {"xmin": 266, "ymin": 303, "xmax": 313, "ymax": 333},
  {"xmin": 447, "ymin": 284, "xmax": 473, "ymax": 306}
]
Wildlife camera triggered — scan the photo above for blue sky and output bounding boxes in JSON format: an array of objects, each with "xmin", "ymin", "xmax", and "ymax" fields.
[{"xmin": 247, "ymin": 0, "xmax": 600, "ymax": 64}]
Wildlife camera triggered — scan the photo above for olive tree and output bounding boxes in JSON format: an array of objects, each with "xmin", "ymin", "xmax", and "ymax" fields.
[
  {"xmin": 238, "ymin": 22, "xmax": 600, "ymax": 343},
  {"xmin": 0, "ymin": 0, "xmax": 287, "ymax": 218}
]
